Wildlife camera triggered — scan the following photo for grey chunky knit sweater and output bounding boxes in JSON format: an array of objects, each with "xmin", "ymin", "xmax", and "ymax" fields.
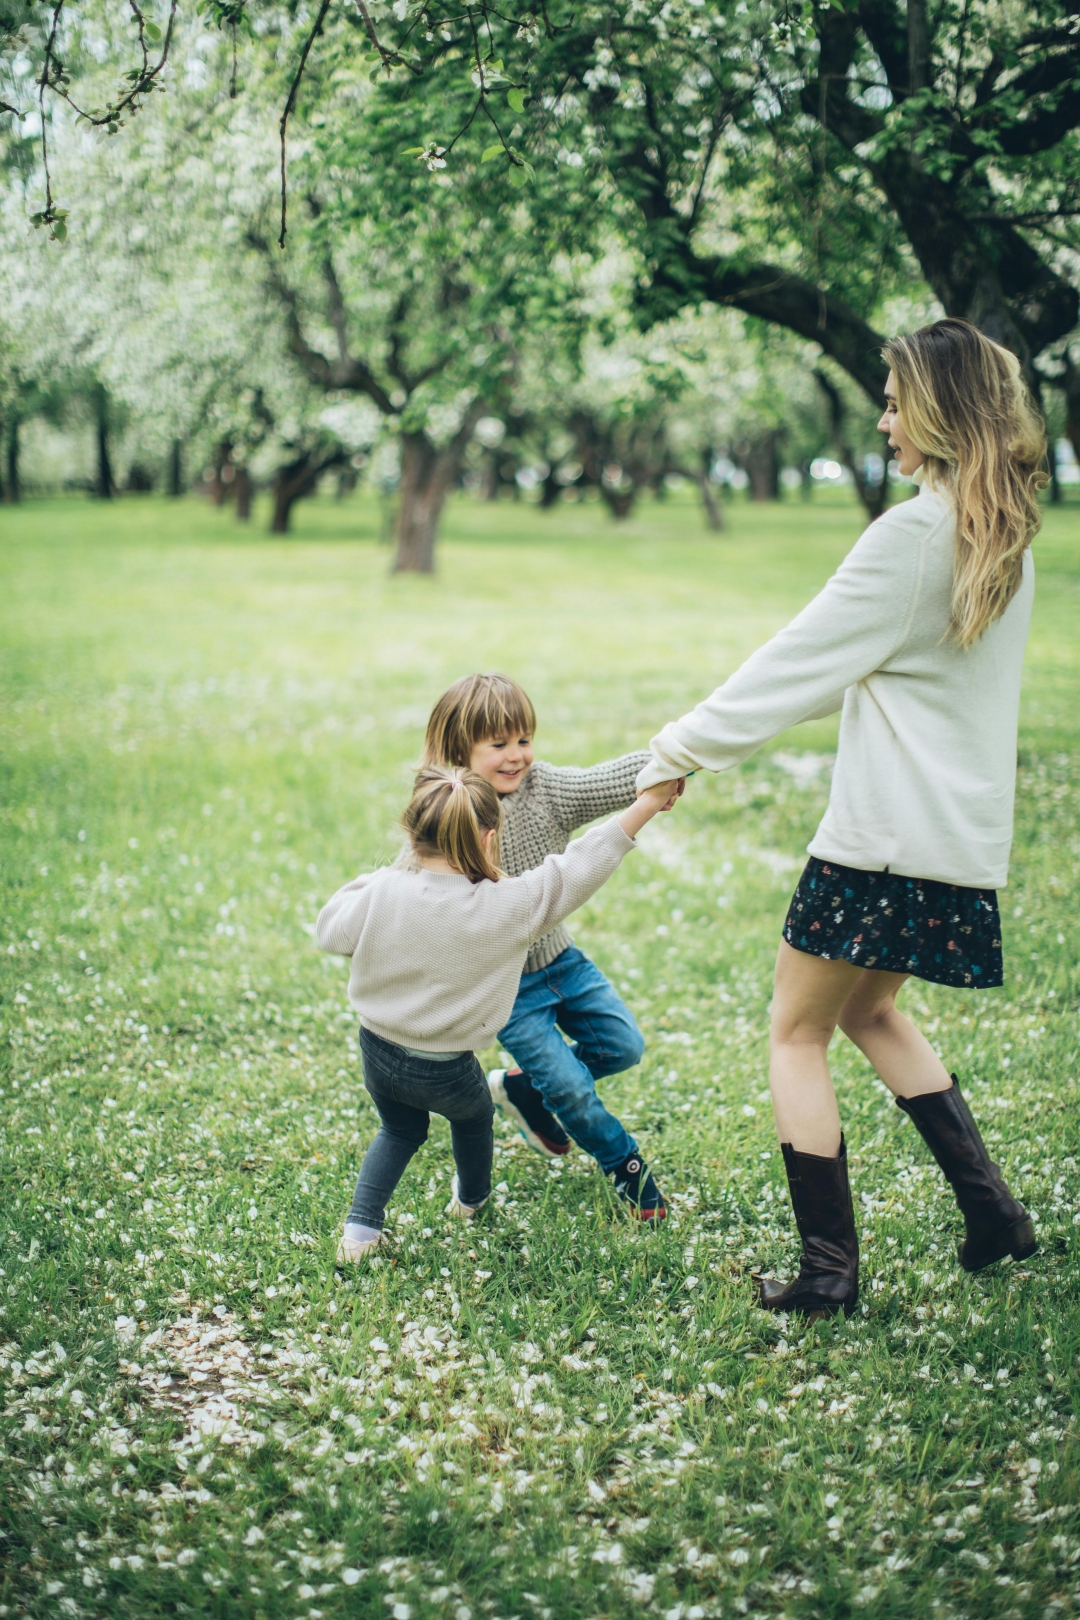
[{"xmin": 502, "ymin": 753, "xmax": 651, "ymax": 972}]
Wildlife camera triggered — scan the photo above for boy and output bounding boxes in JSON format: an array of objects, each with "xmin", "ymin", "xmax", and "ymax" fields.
[{"xmin": 422, "ymin": 673, "xmax": 678, "ymax": 1218}]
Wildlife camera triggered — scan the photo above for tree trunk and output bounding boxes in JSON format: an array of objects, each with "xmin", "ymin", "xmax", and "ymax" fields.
[
  {"xmin": 94, "ymin": 389, "xmax": 115, "ymax": 500},
  {"xmin": 270, "ymin": 446, "xmax": 346, "ymax": 533},
  {"xmin": 5, "ymin": 417, "xmax": 19, "ymax": 504},
  {"xmin": 697, "ymin": 475, "xmax": 725, "ymax": 531},
  {"xmin": 393, "ymin": 410, "xmax": 483, "ymax": 572},
  {"xmin": 480, "ymin": 450, "xmax": 499, "ymax": 501},
  {"xmin": 209, "ymin": 440, "xmax": 233, "ymax": 506},
  {"xmin": 814, "ymin": 369, "xmax": 889, "ymax": 520},
  {"xmin": 394, "ymin": 433, "xmax": 455, "ymax": 572},
  {"xmin": 694, "ymin": 450, "xmax": 725, "ymax": 531},
  {"xmin": 270, "ymin": 467, "xmax": 312, "ymax": 533},
  {"xmin": 599, "ymin": 485, "xmax": 637, "ymax": 520},
  {"xmin": 1059, "ymin": 355, "xmax": 1080, "ymax": 473},
  {"xmin": 234, "ymin": 465, "xmax": 252, "ymax": 521},
  {"xmin": 270, "ymin": 479, "xmax": 299, "ymax": 534},
  {"xmin": 539, "ymin": 465, "xmax": 563, "ymax": 508},
  {"xmin": 168, "ymin": 439, "xmax": 184, "ymax": 497},
  {"xmin": 738, "ymin": 432, "xmax": 781, "ymax": 500}
]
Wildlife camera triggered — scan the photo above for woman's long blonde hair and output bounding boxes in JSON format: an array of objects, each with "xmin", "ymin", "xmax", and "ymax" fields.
[
  {"xmin": 402, "ymin": 767, "xmax": 503, "ymax": 883},
  {"xmin": 882, "ymin": 319, "xmax": 1047, "ymax": 647}
]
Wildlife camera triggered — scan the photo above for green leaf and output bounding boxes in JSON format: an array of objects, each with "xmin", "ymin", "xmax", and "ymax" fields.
[
  {"xmin": 507, "ymin": 88, "xmax": 525, "ymax": 114},
  {"xmin": 481, "ymin": 144, "xmax": 503, "ymax": 163},
  {"xmin": 400, "ymin": 146, "xmax": 426, "ymax": 155},
  {"xmin": 52, "ymin": 219, "xmax": 67, "ymax": 241},
  {"xmin": 508, "ymin": 164, "xmax": 529, "ymax": 187},
  {"xmin": 29, "ymin": 212, "xmax": 43, "ymax": 227},
  {"xmin": 144, "ymin": 21, "xmax": 161, "ymax": 40}
]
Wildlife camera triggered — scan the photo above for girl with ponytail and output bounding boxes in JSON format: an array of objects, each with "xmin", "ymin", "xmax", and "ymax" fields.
[
  {"xmin": 639, "ymin": 318, "xmax": 1046, "ymax": 1317},
  {"xmin": 318, "ymin": 765, "xmax": 679, "ymax": 1260}
]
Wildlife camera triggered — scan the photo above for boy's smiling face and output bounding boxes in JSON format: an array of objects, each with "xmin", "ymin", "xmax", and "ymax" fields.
[{"xmin": 469, "ymin": 731, "xmax": 534, "ymax": 794}]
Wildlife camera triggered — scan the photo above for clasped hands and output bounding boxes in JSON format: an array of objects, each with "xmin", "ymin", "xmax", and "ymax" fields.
[{"xmin": 637, "ymin": 776, "xmax": 687, "ymax": 812}]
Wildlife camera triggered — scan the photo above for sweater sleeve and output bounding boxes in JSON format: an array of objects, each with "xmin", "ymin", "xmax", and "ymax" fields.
[
  {"xmin": 534, "ymin": 752, "xmax": 653, "ymax": 832},
  {"xmin": 315, "ymin": 872, "xmax": 376, "ymax": 957},
  {"xmin": 514, "ymin": 818, "xmax": 636, "ymax": 942},
  {"xmin": 636, "ymin": 505, "xmax": 925, "ymax": 790}
]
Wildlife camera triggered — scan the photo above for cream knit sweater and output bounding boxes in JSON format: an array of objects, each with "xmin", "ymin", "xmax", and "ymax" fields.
[
  {"xmin": 637, "ymin": 481, "xmax": 1034, "ymax": 889},
  {"xmin": 316, "ymin": 818, "xmax": 636, "ymax": 1052}
]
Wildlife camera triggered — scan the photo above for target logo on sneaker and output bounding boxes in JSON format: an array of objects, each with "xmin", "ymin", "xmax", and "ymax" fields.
[{"xmin": 610, "ymin": 1152, "xmax": 666, "ymax": 1220}]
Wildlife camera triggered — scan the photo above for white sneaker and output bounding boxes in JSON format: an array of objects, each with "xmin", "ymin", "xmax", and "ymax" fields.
[
  {"xmin": 445, "ymin": 1173, "xmax": 489, "ymax": 1220},
  {"xmin": 336, "ymin": 1230, "xmax": 384, "ymax": 1263}
]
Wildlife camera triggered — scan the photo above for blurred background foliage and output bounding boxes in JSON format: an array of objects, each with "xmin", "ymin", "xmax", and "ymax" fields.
[{"xmin": 1, "ymin": 0, "xmax": 1078, "ymax": 567}]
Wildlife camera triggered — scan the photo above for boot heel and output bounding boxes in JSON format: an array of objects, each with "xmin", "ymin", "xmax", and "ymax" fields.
[
  {"xmin": 959, "ymin": 1215, "xmax": 1039, "ymax": 1273},
  {"xmin": 1009, "ymin": 1217, "xmax": 1037, "ymax": 1262}
]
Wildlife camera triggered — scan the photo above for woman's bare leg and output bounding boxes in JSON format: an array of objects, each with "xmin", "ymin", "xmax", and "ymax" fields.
[
  {"xmin": 837, "ymin": 971, "xmax": 952, "ymax": 1099},
  {"xmin": 769, "ymin": 942, "xmax": 864, "ymax": 1155},
  {"xmin": 769, "ymin": 943, "xmax": 954, "ymax": 1153}
]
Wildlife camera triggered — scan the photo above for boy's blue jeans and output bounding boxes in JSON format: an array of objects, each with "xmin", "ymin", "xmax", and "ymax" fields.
[{"xmin": 497, "ymin": 945, "xmax": 643, "ymax": 1172}]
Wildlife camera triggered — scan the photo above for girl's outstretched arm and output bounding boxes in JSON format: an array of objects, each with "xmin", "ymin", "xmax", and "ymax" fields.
[
  {"xmin": 618, "ymin": 780, "xmax": 682, "ymax": 839},
  {"xmin": 517, "ymin": 780, "xmax": 679, "ymax": 944}
]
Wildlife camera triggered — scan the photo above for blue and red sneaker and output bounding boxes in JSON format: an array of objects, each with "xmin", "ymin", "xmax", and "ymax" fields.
[
  {"xmin": 488, "ymin": 1067, "xmax": 571, "ymax": 1158},
  {"xmin": 611, "ymin": 1153, "xmax": 667, "ymax": 1220}
]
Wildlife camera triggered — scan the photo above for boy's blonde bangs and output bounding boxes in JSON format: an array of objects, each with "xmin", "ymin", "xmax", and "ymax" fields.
[{"xmin": 423, "ymin": 674, "xmax": 537, "ymax": 769}]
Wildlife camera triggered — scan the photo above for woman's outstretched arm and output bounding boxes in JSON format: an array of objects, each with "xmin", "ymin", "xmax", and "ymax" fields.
[{"xmin": 636, "ymin": 500, "xmax": 940, "ymax": 790}]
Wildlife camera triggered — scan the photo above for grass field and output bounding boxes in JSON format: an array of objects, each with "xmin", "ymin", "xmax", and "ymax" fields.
[{"xmin": 1, "ymin": 487, "xmax": 1079, "ymax": 1620}]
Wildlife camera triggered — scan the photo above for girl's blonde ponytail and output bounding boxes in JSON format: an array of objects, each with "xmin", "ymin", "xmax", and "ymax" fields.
[{"xmin": 402, "ymin": 768, "xmax": 503, "ymax": 883}]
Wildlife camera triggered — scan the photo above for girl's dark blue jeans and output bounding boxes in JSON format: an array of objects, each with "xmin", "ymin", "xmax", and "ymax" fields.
[{"xmin": 347, "ymin": 1026, "xmax": 494, "ymax": 1231}]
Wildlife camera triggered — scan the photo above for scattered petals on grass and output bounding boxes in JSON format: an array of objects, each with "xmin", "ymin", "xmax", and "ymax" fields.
[{"xmin": 1, "ymin": 495, "xmax": 1078, "ymax": 1619}]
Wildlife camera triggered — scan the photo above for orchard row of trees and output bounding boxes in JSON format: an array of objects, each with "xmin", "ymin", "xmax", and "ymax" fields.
[{"xmin": 1, "ymin": 0, "xmax": 1078, "ymax": 568}]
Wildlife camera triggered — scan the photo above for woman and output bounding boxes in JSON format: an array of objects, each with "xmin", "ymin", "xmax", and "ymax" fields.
[{"xmin": 637, "ymin": 319, "xmax": 1045, "ymax": 1316}]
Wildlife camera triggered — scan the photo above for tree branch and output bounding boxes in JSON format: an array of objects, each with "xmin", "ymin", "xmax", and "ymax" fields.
[
  {"xmin": 857, "ymin": 0, "xmax": 909, "ymax": 99},
  {"xmin": 989, "ymin": 86, "xmax": 1080, "ymax": 158},
  {"xmin": 278, "ymin": 0, "xmax": 334, "ymax": 248},
  {"xmin": 907, "ymin": 0, "xmax": 931, "ymax": 94},
  {"xmin": 643, "ymin": 250, "xmax": 888, "ymax": 404},
  {"xmin": 321, "ymin": 255, "xmax": 353, "ymax": 367},
  {"xmin": 250, "ymin": 232, "xmax": 397, "ymax": 414}
]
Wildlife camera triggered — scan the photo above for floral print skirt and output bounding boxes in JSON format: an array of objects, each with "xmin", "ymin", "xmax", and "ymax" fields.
[{"xmin": 783, "ymin": 857, "xmax": 1003, "ymax": 989}]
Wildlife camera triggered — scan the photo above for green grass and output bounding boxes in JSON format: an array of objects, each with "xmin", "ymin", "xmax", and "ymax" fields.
[{"xmin": 1, "ymin": 487, "xmax": 1078, "ymax": 1620}]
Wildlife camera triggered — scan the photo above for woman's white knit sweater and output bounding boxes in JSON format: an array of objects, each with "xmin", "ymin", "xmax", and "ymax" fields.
[
  {"xmin": 316, "ymin": 818, "xmax": 636, "ymax": 1052},
  {"xmin": 637, "ymin": 480, "xmax": 1034, "ymax": 889}
]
